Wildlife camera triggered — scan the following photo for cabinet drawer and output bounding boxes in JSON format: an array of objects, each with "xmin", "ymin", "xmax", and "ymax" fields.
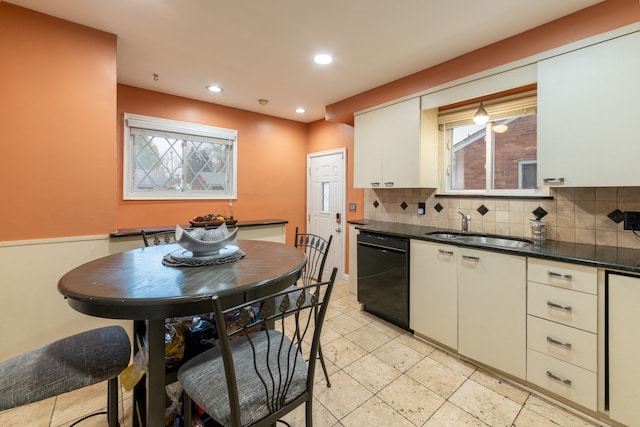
[
  {"xmin": 527, "ymin": 282, "xmax": 597, "ymax": 333},
  {"xmin": 527, "ymin": 349, "xmax": 597, "ymax": 411},
  {"xmin": 527, "ymin": 315, "xmax": 596, "ymax": 372},
  {"xmin": 528, "ymin": 258, "xmax": 597, "ymax": 294}
]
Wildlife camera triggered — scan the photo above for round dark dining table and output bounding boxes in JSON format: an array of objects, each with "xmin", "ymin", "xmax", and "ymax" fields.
[{"xmin": 58, "ymin": 239, "xmax": 306, "ymax": 427}]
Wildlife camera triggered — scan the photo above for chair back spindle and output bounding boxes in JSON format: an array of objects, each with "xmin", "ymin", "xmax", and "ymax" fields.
[
  {"xmin": 141, "ymin": 230, "xmax": 176, "ymax": 247},
  {"xmin": 294, "ymin": 227, "xmax": 332, "ymax": 285}
]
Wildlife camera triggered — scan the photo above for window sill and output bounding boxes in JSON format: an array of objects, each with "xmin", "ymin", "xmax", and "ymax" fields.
[{"xmin": 435, "ymin": 193, "xmax": 553, "ymax": 200}]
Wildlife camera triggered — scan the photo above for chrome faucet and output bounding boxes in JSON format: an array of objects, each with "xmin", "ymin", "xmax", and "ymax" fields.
[{"xmin": 458, "ymin": 212, "xmax": 470, "ymax": 232}]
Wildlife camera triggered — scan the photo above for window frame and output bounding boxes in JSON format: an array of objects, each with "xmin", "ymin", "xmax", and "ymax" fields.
[
  {"xmin": 439, "ymin": 91, "xmax": 546, "ymax": 197},
  {"xmin": 123, "ymin": 113, "xmax": 238, "ymax": 200}
]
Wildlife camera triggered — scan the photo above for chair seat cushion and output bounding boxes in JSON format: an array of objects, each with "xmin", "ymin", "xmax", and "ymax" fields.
[
  {"xmin": 178, "ymin": 329, "xmax": 307, "ymax": 427},
  {"xmin": 0, "ymin": 326, "xmax": 131, "ymax": 410}
]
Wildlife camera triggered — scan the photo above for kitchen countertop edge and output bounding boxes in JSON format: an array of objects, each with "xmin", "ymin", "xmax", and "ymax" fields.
[
  {"xmin": 350, "ymin": 219, "xmax": 640, "ymax": 274},
  {"xmin": 111, "ymin": 219, "xmax": 288, "ymax": 238}
]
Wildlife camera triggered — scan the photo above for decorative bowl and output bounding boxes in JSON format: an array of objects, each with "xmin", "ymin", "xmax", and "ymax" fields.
[{"xmin": 175, "ymin": 224, "xmax": 239, "ymax": 257}]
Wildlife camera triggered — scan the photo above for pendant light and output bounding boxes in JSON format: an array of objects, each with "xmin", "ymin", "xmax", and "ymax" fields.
[{"xmin": 473, "ymin": 102, "xmax": 489, "ymax": 125}]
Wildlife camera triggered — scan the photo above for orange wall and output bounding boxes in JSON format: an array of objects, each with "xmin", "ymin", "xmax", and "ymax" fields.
[
  {"xmin": 117, "ymin": 85, "xmax": 309, "ymax": 245},
  {"xmin": 0, "ymin": 2, "xmax": 352, "ymax": 246},
  {"xmin": 326, "ymin": 0, "xmax": 640, "ymax": 124},
  {"xmin": 0, "ymin": 3, "xmax": 118, "ymax": 241},
  {"xmin": 4, "ymin": 1, "xmax": 639, "ymax": 245}
]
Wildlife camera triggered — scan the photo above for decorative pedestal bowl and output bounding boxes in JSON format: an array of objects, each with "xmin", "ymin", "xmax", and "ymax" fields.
[{"xmin": 175, "ymin": 224, "xmax": 239, "ymax": 257}]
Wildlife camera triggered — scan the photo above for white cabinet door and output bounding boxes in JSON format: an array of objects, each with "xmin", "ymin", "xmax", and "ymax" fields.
[
  {"xmin": 410, "ymin": 240, "xmax": 457, "ymax": 349},
  {"xmin": 607, "ymin": 272, "xmax": 640, "ymax": 427},
  {"xmin": 380, "ymin": 98, "xmax": 421, "ymax": 188},
  {"xmin": 458, "ymin": 248, "xmax": 526, "ymax": 379},
  {"xmin": 538, "ymin": 31, "xmax": 640, "ymax": 187},
  {"xmin": 354, "ymin": 106, "xmax": 383, "ymax": 188},
  {"xmin": 354, "ymin": 98, "xmax": 436, "ymax": 188}
]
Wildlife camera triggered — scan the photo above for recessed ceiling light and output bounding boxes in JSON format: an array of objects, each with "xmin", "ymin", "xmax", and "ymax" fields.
[
  {"xmin": 313, "ymin": 54, "xmax": 333, "ymax": 65},
  {"xmin": 295, "ymin": 107, "xmax": 306, "ymax": 114},
  {"xmin": 206, "ymin": 84, "xmax": 223, "ymax": 93}
]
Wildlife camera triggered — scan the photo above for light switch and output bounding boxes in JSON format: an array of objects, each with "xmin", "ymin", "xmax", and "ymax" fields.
[{"xmin": 349, "ymin": 202, "xmax": 357, "ymax": 212}]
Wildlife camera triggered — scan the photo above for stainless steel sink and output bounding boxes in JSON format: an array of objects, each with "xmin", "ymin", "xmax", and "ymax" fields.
[
  {"xmin": 424, "ymin": 232, "xmax": 463, "ymax": 239},
  {"xmin": 454, "ymin": 235, "xmax": 533, "ymax": 249},
  {"xmin": 425, "ymin": 231, "xmax": 533, "ymax": 249}
]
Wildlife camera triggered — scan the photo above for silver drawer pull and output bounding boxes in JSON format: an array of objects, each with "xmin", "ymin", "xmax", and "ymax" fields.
[
  {"xmin": 371, "ymin": 182, "xmax": 380, "ymax": 187},
  {"xmin": 462, "ymin": 255, "xmax": 480, "ymax": 261},
  {"xmin": 547, "ymin": 301, "xmax": 572, "ymax": 312},
  {"xmin": 383, "ymin": 182, "xmax": 394, "ymax": 187},
  {"xmin": 546, "ymin": 336, "xmax": 572, "ymax": 348},
  {"xmin": 543, "ymin": 177, "xmax": 565, "ymax": 184},
  {"xmin": 548, "ymin": 271, "xmax": 573, "ymax": 280},
  {"xmin": 546, "ymin": 370, "xmax": 572, "ymax": 385},
  {"xmin": 438, "ymin": 249, "xmax": 454, "ymax": 256}
]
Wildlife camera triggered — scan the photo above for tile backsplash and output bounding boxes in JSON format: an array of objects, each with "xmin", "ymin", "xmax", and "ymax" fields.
[{"xmin": 364, "ymin": 187, "xmax": 640, "ymax": 249}]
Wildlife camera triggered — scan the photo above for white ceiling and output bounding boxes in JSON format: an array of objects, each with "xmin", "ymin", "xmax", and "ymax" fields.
[{"xmin": 7, "ymin": 0, "xmax": 602, "ymax": 123}]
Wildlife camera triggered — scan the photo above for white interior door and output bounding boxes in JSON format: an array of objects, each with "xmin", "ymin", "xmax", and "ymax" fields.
[{"xmin": 307, "ymin": 149, "xmax": 345, "ymax": 279}]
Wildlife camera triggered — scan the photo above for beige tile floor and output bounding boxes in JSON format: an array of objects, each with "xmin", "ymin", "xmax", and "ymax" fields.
[{"xmin": 0, "ymin": 279, "xmax": 601, "ymax": 427}]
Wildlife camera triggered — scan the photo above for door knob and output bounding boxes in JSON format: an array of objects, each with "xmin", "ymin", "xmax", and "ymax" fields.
[{"xmin": 335, "ymin": 227, "xmax": 342, "ymax": 232}]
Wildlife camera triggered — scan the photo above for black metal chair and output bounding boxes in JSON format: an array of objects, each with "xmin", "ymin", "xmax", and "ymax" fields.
[
  {"xmin": 294, "ymin": 227, "xmax": 333, "ymax": 287},
  {"xmin": 141, "ymin": 229, "xmax": 176, "ymax": 247},
  {"xmin": 291, "ymin": 227, "xmax": 333, "ymax": 386},
  {"xmin": 0, "ymin": 326, "xmax": 131, "ymax": 427},
  {"xmin": 178, "ymin": 268, "xmax": 337, "ymax": 427}
]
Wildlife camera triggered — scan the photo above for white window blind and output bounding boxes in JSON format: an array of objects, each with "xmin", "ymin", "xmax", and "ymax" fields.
[{"xmin": 439, "ymin": 91, "xmax": 537, "ymax": 129}]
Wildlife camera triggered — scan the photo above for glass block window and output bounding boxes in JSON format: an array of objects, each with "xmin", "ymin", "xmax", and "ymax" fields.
[{"xmin": 123, "ymin": 113, "xmax": 237, "ymax": 200}]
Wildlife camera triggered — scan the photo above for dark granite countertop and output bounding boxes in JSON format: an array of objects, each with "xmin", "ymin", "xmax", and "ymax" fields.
[
  {"xmin": 111, "ymin": 219, "xmax": 288, "ymax": 238},
  {"xmin": 349, "ymin": 219, "xmax": 640, "ymax": 274}
]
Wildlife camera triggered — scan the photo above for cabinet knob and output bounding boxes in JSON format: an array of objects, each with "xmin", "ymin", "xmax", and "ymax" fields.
[
  {"xmin": 384, "ymin": 182, "xmax": 394, "ymax": 187},
  {"xmin": 371, "ymin": 182, "xmax": 381, "ymax": 187}
]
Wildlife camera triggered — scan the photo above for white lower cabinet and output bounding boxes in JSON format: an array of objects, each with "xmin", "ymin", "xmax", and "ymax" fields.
[
  {"xmin": 410, "ymin": 240, "xmax": 457, "ymax": 349},
  {"xmin": 527, "ymin": 316, "xmax": 597, "ymax": 372},
  {"xmin": 407, "ymin": 243, "xmax": 612, "ymax": 419},
  {"xmin": 526, "ymin": 259, "xmax": 598, "ymax": 411},
  {"xmin": 458, "ymin": 248, "xmax": 526, "ymax": 379},
  {"xmin": 527, "ymin": 282, "xmax": 597, "ymax": 333},
  {"xmin": 348, "ymin": 224, "xmax": 359, "ymax": 294},
  {"xmin": 527, "ymin": 350, "xmax": 597, "ymax": 410},
  {"xmin": 607, "ymin": 272, "xmax": 640, "ymax": 427}
]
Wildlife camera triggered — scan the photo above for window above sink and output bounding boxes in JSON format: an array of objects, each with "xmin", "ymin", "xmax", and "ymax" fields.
[{"xmin": 438, "ymin": 89, "xmax": 546, "ymax": 198}]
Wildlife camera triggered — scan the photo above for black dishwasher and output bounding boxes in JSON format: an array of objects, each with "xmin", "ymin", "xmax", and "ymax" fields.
[{"xmin": 357, "ymin": 232, "xmax": 410, "ymax": 330}]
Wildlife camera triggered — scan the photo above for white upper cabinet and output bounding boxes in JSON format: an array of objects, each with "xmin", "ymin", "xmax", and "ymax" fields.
[
  {"xmin": 354, "ymin": 104, "xmax": 385, "ymax": 188},
  {"xmin": 354, "ymin": 98, "xmax": 437, "ymax": 188},
  {"xmin": 537, "ymin": 31, "xmax": 640, "ymax": 187}
]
